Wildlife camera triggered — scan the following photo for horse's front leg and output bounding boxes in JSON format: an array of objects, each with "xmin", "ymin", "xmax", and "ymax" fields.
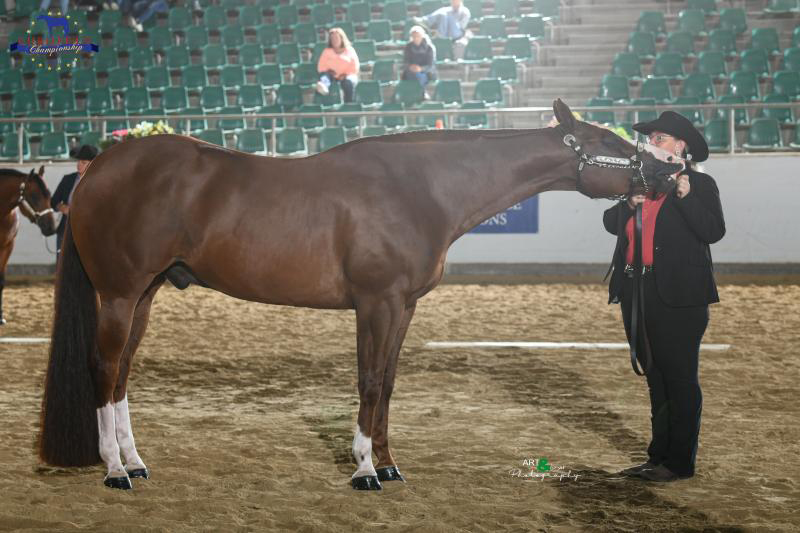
[
  {"xmin": 351, "ymin": 293, "xmax": 404, "ymax": 490},
  {"xmin": 371, "ymin": 303, "xmax": 416, "ymax": 483},
  {"xmin": 0, "ymin": 270, "xmax": 6, "ymax": 325}
]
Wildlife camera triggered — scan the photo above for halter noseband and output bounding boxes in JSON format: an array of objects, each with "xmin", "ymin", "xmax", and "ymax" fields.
[
  {"xmin": 16, "ymin": 172, "xmax": 54, "ymax": 223},
  {"xmin": 559, "ymin": 127, "xmax": 649, "ymax": 201}
]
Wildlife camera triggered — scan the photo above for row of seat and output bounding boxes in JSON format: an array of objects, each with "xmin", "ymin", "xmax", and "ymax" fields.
[
  {"xmin": 627, "ymin": 27, "xmax": 800, "ymax": 60},
  {"xmin": 636, "ymin": 8, "xmax": 748, "ymax": 37}
]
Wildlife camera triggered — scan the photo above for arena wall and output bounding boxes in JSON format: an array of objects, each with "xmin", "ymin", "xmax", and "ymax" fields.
[{"xmin": 6, "ymin": 155, "xmax": 800, "ymax": 277}]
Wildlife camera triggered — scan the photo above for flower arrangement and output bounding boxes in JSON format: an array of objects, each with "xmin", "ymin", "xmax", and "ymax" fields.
[{"xmin": 98, "ymin": 120, "xmax": 175, "ymax": 151}]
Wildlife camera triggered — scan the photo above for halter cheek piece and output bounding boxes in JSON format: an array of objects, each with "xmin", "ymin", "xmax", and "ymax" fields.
[
  {"xmin": 16, "ymin": 174, "xmax": 54, "ymax": 222},
  {"xmin": 560, "ymin": 130, "xmax": 649, "ymax": 201}
]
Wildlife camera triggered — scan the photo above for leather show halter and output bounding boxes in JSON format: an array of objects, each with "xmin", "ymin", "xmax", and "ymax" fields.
[
  {"xmin": 15, "ymin": 171, "xmax": 54, "ymax": 223},
  {"xmin": 557, "ymin": 127, "xmax": 654, "ymax": 376}
]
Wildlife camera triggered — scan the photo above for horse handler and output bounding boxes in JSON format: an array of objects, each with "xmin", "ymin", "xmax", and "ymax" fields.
[
  {"xmin": 603, "ymin": 111, "xmax": 726, "ymax": 482},
  {"xmin": 51, "ymin": 144, "xmax": 97, "ymax": 254}
]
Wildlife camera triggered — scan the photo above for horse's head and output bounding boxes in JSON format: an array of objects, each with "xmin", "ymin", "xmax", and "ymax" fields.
[
  {"xmin": 19, "ymin": 166, "xmax": 57, "ymax": 236},
  {"xmin": 552, "ymin": 99, "xmax": 682, "ymax": 200}
]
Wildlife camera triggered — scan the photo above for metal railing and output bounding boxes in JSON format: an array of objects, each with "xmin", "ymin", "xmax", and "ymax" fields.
[{"xmin": 1, "ymin": 102, "xmax": 798, "ymax": 163}]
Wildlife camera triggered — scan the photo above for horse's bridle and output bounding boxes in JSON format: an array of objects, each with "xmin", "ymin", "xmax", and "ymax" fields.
[
  {"xmin": 15, "ymin": 172, "xmax": 54, "ymax": 223},
  {"xmin": 558, "ymin": 127, "xmax": 649, "ymax": 201}
]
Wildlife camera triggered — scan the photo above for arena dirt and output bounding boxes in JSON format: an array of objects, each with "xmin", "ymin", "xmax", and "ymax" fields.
[{"xmin": 0, "ymin": 283, "xmax": 797, "ymax": 532}]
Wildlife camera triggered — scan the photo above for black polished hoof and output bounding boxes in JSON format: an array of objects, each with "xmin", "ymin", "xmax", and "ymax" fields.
[
  {"xmin": 351, "ymin": 475, "xmax": 382, "ymax": 490},
  {"xmin": 104, "ymin": 475, "xmax": 133, "ymax": 490},
  {"xmin": 376, "ymin": 466, "xmax": 405, "ymax": 482},
  {"xmin": 127, "ymin": 468, "xmax": 149, "ymax": 480}
]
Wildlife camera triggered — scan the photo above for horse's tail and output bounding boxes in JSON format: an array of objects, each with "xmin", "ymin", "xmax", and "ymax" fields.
[{"xmin": 38, "ymin": 222, "xmax": 101, "ymax": 466}]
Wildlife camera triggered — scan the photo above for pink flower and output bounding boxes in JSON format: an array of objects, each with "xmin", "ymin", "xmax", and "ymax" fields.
[{"xmin": 112, "ymin": 129, "xmax": 129, "ymax": 138}]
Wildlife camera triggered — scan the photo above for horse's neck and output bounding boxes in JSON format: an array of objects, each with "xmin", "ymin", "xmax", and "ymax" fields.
[
  {"xmin": 429, "ymin": 128, "xmax": 575, "ymax": 242},
  {"xmin": 0, "ymin": 177, "xmax": 22, "ymax": 217}
]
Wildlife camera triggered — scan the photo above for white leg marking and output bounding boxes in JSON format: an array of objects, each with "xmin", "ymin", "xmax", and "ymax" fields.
[
  {"xmin": 114, "ymin": 395, "xmax": 146, "ymax": 471},
  {"xmin": 97, "ymin": 403, "xmax": 126, "ymax": 478},
  {"xmin": 352, "ymin": 426, "xmax": 376, "ymax": 479}
]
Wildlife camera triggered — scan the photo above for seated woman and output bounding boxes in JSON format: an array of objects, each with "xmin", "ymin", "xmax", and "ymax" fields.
[
  {"xmin": 316, "ymin": 27, "xmax": 360, "ymax": 103},
  {"xmin": 402, "ymin": 26, "xmax": 437, "ymax": 88}
]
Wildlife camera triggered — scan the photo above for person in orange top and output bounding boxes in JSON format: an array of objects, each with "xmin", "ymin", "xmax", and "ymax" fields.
[{"xmin": 316, "ymin": 27, "xmax": 360, "ymax": 103}]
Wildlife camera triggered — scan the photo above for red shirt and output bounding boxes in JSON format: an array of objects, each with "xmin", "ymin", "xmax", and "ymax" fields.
[{"xmin": 625, "ymin": 193, "xmax": 667, "ymax": 266}]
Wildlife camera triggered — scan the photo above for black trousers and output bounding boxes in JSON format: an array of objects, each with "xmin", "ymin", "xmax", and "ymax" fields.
[
  {"xmin": 620, "ymin": 273, "xmax": 708, "ymax": 478},
  {"xmin": 320, "ymin": 71, "xmax": 355, "ymax": 103}
]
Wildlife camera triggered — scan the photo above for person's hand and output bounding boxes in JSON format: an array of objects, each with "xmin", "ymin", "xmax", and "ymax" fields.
[
  {"xmin": 410, "ymin": 64, "xmax": 421, "ymax": 73},
  {"xmin": 675, "ymin": 174, "xmax": 691, "ymax": 199},
  {"xmin": 627, "ymin": 194, "xmax": 645, "ymax": 210},
  {"xmin": 58, "ymin": 203, "xmax": 69, "ymax": 215}
]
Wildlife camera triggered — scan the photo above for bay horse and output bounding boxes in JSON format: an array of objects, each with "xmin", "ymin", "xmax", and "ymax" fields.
[
  {"xmin": 0, "ymin": 167, "xmax": 57, "ymax": 325},
  {"xmin": 38, "ymin": 100, "xmax": 681, "ymax": 490}
]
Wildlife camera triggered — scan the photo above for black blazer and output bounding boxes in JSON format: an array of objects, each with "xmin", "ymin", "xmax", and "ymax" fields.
[
  {"xmin": 603, "ymin": 168, "xmax": 726, "ymax": 307},
  {"xmin": 50, "ymin": 171, "xmax": 79, "ymax": 243}
]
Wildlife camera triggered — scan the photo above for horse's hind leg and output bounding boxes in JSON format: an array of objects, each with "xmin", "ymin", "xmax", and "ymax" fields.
[
  {"xmin": 372, "ymin": 302, "xmax": 416, "ymax": 483},
  {"xmin": 112, "ymin": 277, "xmax": 164, "ymax": 481}
]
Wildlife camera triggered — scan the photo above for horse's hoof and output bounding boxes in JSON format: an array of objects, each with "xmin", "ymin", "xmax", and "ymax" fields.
[
  {"xmin": 127, "ymin": 468, "xmax": 149, "ymax": 480},
  {"xmin": 0, "ymin": 317, "xmax": 6, "ymax": 326},
  {"xmin": 104, "ymin": 475, "xmax": 133, "ymax": 490},
  {"xmin": 376, "ymin": 466, "xmax": 405, "ymax": 482},
  {"xmin": 351, "ymin": 475, "xmax": 382, "ymax": 490}
]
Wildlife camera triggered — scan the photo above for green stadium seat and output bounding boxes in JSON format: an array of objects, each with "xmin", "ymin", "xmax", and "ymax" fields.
[
  {"xmin": 203, "ymin": 6, "xmax": 227, "ymax": 30},
  {"xmin": 276, "ymin": 43, "xmax": 301, "ymax": 66},
  {"xmin": 124, "ymin": 87, "xmax": 150, "ymax": 113},
  {"xmin": 533, "ymin": 0, "xmax": 560, "ymax": 18},
  {"xmin": 434, "ymin": 79, "xmax": 463, "ymax": 106},
  {"xmin": 102, "ymin": 109, "xmax": 129, "ymax": 132},
  {"xmin": 463, "ymin": 0, "xmax": 483, "ymax": 21},
  {"xmin": 758, "ymin": 93, "xmax": 794, "ymax": 123},
  {"xmin": 586, "ymin": 97, "xmax": 615, "ymax": 125},
  {"xmin": 678, "ymin": 9, "xmax": 707, "ymax": 36},
  {"xmin": 255, "ymin": 104, "xmax": 284, "ymax": 130},
  {"xmin": 27, "ymin": 110, "xmax": 53, "ymax": 135},
  {"xmin": 353, "ymin": 40, "xmax": 377, "ymax": 65},
  {"xmin": 640, "ymin": 77, "xmax": 672, "ymax": 103},
  {"xmin": 355, "ymin": 80, "xmax": 383, "ymax": 108},
  {"xmin": 393, "ymin": 79, "xmax": 425, "ymax": 106},
  {"xmin": 165, "ymin": 45, "xmax": 191, "ymax": 69},
  {"xmin": 336, "ymin": 102, "xmax": 363, "ymax": 129},
  {"xmin": 367, "ymin": 20, "xmax": 393, "ymax": 44},
  {"xmin": 99, "ymin": 9, "xmax": 123, "ymax": 33},
  {"xmin": 739, "ymin": 49, "xmax": 770, "ymax": 77},
  {"xmin": 107, "ymin": 67, "xmax": 134, "ymax": 91},
  {"xmin": 666, "ymin": 31, "xmax": 696, "ymax": 57},
  {"xmin": 790, "ymin": 124, "xmax": 800, "ymax": 149},
  {"xmin": 612, "ymin": 52, "xmax": 642, "ymax": 80},
  {"xmin": 0, "ymin": 133, "xmax": 30, "ymax": 160},
  {"xmin": 257, "ymin": 63, "xmax": 283, "ymax": 88},
  {"xmin": 39, "ymin": 132, "xmax": 69, "ymax": 159},
  {"xmin": 276, "ymin": 5, "xmax": 299, "ymax": 28},
  {"xmin": 201, "ymin": 86, "xmax": 226, "ymax": 112},
  {"xmin": 518, "ymin": 15, "xmax": 545, "ymax": 39},
  {"xmin": 433, "ymin": 37, "xmax": 454, "ymax": 62},
  {"xmin": 93, "ymin": 48, "xmax": 119, "ymax": 72},
  {"xmin": 148, "ymin": 26, "xmax": 173, "ymax": 50},
  {"xmin": 277, "ymin": 83, "xmax": 303, "ymax": 110},
  {"xmin": 457, "ymin": 101, "xmax": 488, "ymax": 128},
  {"xmin": 493, "ymin": 0, "xmax": 519, "ymax": 18},
  {"xmin": 742, "ymin": 118, "xmax": 782, "ymax": 150},
  {"xmin": 682, "ymin": 72, "xmax": 716, "ymax": 101},
  {"xmin": 217, "ymin": 105, "xmax": 245, "ymax": 132},
  {"xmin": 20, "ymin": 55, "xmax": 38, "ymax": 76},
  {"xmin": 297, "ymin": 103, "xmax": 324, "ymax": 131},
  {"xmin": 783, "ymin": 47, "xmax": 800, "ymax": 72},
  {"xmin": 145, "ymin": 66, "xmax": 171, "ymax": 91},
  {"xmin": 236, "ymin": 129, "xmax": 267, "ymax": 154},
  {"xmin": 78, "ymin": 131, "xmax": 102, "ymax": 148},
  {"xmin": 313, "ymin": 82, "xmax": 343, "ymax": 108},
  {"xmin": 276, "ymin": 127, "xmax": 308, "ymax": 155},
  {"xmin": 293, "ymin": 22, "xmax": 319, "ymax": 46},
  {"xmin": 599, "ymin": 74, "xmax": 630, "ymax": 102},
  {"xmin": 372, "ymin": 59, "xmax": 397, "ymax": 85},
  {"xmin": 311, "ymin": 43, "xmax": 328, "ymax": 65},
  {"xmin": 12, "ymin": 90, "xmax": 38, "ymax": 116},
  {"xmin": 257, "ymin": 24, "xmax": 281, "ymax": 47},
  {"xmin": 0, "ymin": 71, "xmax": 23, "ymax": 95},
  {"xmin": 113, "ymin": 27, "xmax": 139, "ymax": 51},
  {"xmin": 673, "ymin": 95, "xmax": 704, "ymax": 126},
  {"xmin": 62, "ymin": 109, "xmax": 90, "ymax": 136},
  {"xmin": 220, "ymin": 65, "xmax": 245, "ymax": 89},
  {"xmin": 162, "ymin": 86, "xmax": 189, "ymax": 112},
  {"xmin": 238, "ymin": 5, "xmax": 263, "ymax": 28},
  {"xmin": 480, "ymin": 16, "xmax": 507, "ymax": 39},
  {"xmin": 193, "ymin": 128, "xmax": 225, "ymax": 146},
  {"xmin": 415, "ymin": 101, "xmax": 445, "ymax": 127},
  {"xmin": 749, "ymin": 28, "xmax": 780, "ymax": 56},
  {"xmin": 490, "ymin": 56, "xmax": 518, "ymax": 82},
  {"xmin": 503, "ymin": 36, "xmax": 533, "ymax": 62},
  {"xmin": 311, "ymin": 3, "xmax": 335, "ymax": 26},
  {"xmin": 703, "ymin": 118, "xmax": 729, "ymax": 152},
  {"xmin": 461, "ymin": 36, "xmax": 493, "ymax": 64},
  {"xmin": 174, "ymin": 107, "xmax": 207, "ymax": 133},
  {"xmin": 168, "ymin": 6, "xmax": 193, "ymax": 32},
  {"xmin": 727, "ymin": 70, "xmax": 761, "ymax": 101},
  {"xmin": 318, "ymin": 126, "xmax": 347, "ymax": 152},
  {"xmin": 221, "ymin": 25, "xmax": 245, "ymax": 49},
  {"xmin": 238, "ymin": 43, "xmax": 264, "ymax": 68},
  {"xmin": 203, "ymin": 44, "xmax": 228, "ymax": 68},
  {"xmin": 185, "ymin": 25, "xmax": 209, "ymax": 50},
  {"xmin": 347, "ymin": 2, "xmax": 371, "ymax": 25},
  {"xmin": 628, "ymin": 31, "xmax": 656, "ymax": 59},
  {"xmin": 794, "ymin": 27, "xmax": 800, "ymax": 48},
  {"xmin": 382, "ymin": 0, "xmax": 408, "ymax": 23},
  {"xmin": 695, "ymin": 51, "xmax": 728, "ymax": 79},
  {"xmin": 474, "ymin": 78, "xmax": 503, "ymax": 106},
  {"xmin": 706, "ymin": 29, "xmax": 737, "ymax": 57},
  {"xmin": 652, "ymin": 52, "xmax": 686, "ymax": 79},
  {"xmin": 35, "ymin": 71, "xmax": 61, "ymax": 93},
  {"xmin": 636, "ymin": 11, "xmax": 665, "ymax": 35},
  {"xmin": 128, "ymin": 45, "xmax": 155, "ymax": 70},
  {"xmin": 0, "ymin": 51, "xmax": 11, "ymax": 71},
  {"xmin": 772, "ymin": 70, "xmax": 800, "ymax": 99},
  {"xmin": 716, "ymin": 94, "xmax": 748, "ymax": 125},
  {"xmin": 377, "ymin": 102, "xmax": 406, "ymax": 129},
  {"xmin": 627, "ymin": 98, "xmax": 658, "ymax": 123},
  {"xmin": 765, "ymin": 0, "xmax": 800, "ymax": 14},
  {"xmin": 688, "ymin": 0, "xmax": 717, "ymax": 14},
  {"xmin": 362, "ymin": 125, "xmax": 387, "ymax": 137},
  {"xmin": 293, "ymin": 62, "xmax": 317, "ymax": 87},
  {"xmin": 719, "ymin": 8, "xmax": 746, "ymax": 35}
]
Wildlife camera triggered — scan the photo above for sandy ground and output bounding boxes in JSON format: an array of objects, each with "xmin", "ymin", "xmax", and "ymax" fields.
[{"xmin": 0, "ymin": 282, "xmax": 798, "ymax": 532}]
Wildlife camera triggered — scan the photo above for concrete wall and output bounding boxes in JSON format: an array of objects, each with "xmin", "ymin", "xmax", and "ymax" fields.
[{"xmin": 6, "ymin": 155, "xmax": 800, "ymax": 270}]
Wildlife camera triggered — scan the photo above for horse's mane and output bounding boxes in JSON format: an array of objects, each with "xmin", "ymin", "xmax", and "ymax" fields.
[{"xmin": 0, "ymin": 168, "xmax": 52, "ymax": 196}]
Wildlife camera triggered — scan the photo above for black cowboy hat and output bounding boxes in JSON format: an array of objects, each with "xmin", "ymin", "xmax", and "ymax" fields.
[
  {"xmin": 632, "ymin": 111, "xmax": 709, "ymax": 163},
  {"xmin": 69, "ymin": 144, "xmax": 98, "ymax": 161}
]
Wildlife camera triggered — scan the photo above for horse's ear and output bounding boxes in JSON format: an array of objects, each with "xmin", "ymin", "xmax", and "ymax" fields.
[
  {"xmin": 37, "ymin": 165, "xmax": 44, "ymax": 177},
  {"xmin": 553, "ymin": 99, "xmax": 575, "ymax": 132}
]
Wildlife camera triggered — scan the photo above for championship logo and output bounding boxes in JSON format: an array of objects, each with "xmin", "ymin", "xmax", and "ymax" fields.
[{"xmin": 7, "ymin": 10, "xmax": 99, "ymax": 71}]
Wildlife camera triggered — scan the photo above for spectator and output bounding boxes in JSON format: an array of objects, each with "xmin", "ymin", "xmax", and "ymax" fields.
[
  {"xmin": 316, "ymin": 27, "xmax": 360, "ymax": 103},
  {"xmin": 39, "ymin": 0, "xmax": 68, "ymax": 15},
  {"xmin": 51, "ymin": 144, "xmax": 97, "ymax": 254},
  {"xmin": 402, "ymin": 25, "xmax": 437, "ymax": 88},
  {"xmin": 413, "ymin": 0, "xmax": 471, "ymax": 60},
  {"xmin": 119, "ymin": 0, "xmax": 168, "ymax": 32}
]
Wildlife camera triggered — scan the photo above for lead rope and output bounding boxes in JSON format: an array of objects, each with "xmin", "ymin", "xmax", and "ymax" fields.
[{"xmin": 630, "ymin": 203, "xmax": 653, "ymax": 376}]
